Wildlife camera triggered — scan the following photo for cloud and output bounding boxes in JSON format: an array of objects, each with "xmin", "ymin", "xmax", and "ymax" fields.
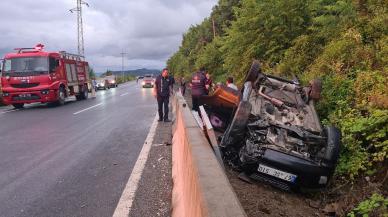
[{"xmin": 0, "ymin": 0, "xmax": 216, "ymax": 72}]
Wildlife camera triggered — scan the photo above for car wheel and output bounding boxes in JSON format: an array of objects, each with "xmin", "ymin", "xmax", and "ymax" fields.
[
  {"xmin": 309, "ymin": 79, "xmax": 322, "ymax": 101},
  {"xmin": 244, "ymin": 60, "xmax": 262, "ymax": 83},
  {"xmin": 12, "ymin": 103, "xmax": 24, "ymax": 109},
  {"xmin": 56, "ymin": 87, "xmax": 66, "ymax": 106},
  {"xmin": 322, "ymin": 126, "xmax": 341, "ymax": 167},
  {"xmin": 220, "ymin": 101, "xmax": 252, "ymax": 148}
]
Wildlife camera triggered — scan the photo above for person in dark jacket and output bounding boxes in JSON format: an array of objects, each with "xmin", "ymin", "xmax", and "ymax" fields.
[
  {"xmin": 153, "ymin": 68, "xmax": 174, "ymax": 122},
  {"xmin": 190, "ymin": 68, "xmax": 207, "ymax": 111}
]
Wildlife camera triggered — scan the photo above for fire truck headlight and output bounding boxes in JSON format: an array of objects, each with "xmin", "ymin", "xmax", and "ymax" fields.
[
  {"xmin": 2, "ymin": 92, "xmax": 10, "ymax": 97},
  {"xmin": 41, "ymin": 89, "xmax": 50, "ymax": 95}
]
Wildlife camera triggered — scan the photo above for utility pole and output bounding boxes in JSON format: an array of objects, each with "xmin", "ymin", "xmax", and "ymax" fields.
[
  {"xmin": 70, "ymin": 0, "xmax": 89, "ymax": 56},
  {"xmin": 120, "ymin": 51, "xmax": 127, "ymax": 79}
]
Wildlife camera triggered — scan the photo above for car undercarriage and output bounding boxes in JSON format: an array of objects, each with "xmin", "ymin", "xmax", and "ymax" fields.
[{"xmin": 200, "ymin": 61, "xmax": 341, "ymax": 190}]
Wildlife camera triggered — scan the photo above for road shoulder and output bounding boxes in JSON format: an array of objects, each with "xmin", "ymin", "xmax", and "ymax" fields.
[{"xmin": 128, "ymin": 120, "xmax": 173, "ymax": 217}]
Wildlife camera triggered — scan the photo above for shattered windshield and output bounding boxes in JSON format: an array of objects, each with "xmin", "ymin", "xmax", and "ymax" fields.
[{"xmin": 2, "ymin": 57, "xmax": 48, "ymax": 76}]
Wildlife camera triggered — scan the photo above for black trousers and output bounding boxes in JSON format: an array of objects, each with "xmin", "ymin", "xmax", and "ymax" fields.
[
  {"xmin": 157, "ymin": 95, "xmax": 169, "ymax": 120},
  {"xmin": 192, "ymin": 96, "xmax": 200, "ymax": 111},
  {"xmin": 181, "ymin": 86, "xmax": 186, "ymax": 96}
]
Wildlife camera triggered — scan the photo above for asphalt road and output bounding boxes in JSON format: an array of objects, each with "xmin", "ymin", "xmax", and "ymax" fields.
[{"xmin": 0, "ymin": 81, "xmax": 156, "ymax": 217}]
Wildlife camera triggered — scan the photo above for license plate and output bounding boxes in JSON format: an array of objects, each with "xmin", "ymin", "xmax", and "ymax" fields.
[{"xmin": 258, "ymin": 164, "xmax": 297, "ymax": 183}]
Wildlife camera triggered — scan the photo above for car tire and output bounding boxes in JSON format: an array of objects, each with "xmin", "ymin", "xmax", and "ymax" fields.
[
  {"xmin": 322, "ymin": 126, "xmax": 341, "ymax": 167},
  {"xmin": 244, "ymin": 60, "xmax": 262, "ymax": 83},
  {"xmin": 12, "ymin": 103, "xmax": 24, "ymax": 109},
  {"xmin": 309, "ymin": 79, "xmax": 322, "ymax": 101},
  {"xmin": 220, "ymin": 101, "xmax": 252, "ymax": 148}
]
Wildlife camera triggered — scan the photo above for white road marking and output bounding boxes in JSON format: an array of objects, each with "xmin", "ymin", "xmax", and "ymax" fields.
[
  {"xmin": 112, "ymin": 114, "xmax": 159, "ymax": 217},
  {"xmin": 0, "ymin": 109, "xmax": 20, "ymax": 114},
  {"xmin": 73, "ymin": 103, "xmax": 103, "ymax": 115},
  {"xmin": 120, "ymin": 93, "xmax": 129, "ymax": 97}
]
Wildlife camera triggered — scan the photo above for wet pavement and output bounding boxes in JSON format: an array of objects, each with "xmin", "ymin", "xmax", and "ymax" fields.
[{"xmin": 0, "ymin": 82, "xmax": 157, "ymax": 217}]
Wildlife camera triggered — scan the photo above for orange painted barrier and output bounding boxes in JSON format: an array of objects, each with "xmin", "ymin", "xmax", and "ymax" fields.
[{"xmin": 171, "ymin": 92, "xmax": 246, "ymax": 217}]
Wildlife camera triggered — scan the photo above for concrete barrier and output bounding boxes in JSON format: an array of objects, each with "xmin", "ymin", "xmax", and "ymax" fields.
[{"xmin": 171, "ymin": 92, "xmax": 247, "ymax": 217}]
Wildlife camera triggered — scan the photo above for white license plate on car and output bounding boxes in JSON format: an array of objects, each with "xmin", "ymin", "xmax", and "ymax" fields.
[{"xmin": 258, "ymin": 164, "xmax": 297, "ymax": 183}]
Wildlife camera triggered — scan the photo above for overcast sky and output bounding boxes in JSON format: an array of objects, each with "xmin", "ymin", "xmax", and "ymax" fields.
[{"xmin": 0, "ymin": 0, "xmax": 217, "ymax": 72}]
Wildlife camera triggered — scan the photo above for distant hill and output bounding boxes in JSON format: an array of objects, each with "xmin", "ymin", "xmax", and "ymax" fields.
[{"xmin": 97, "ymin": 68, "xmax": 160, "ymax": 77}]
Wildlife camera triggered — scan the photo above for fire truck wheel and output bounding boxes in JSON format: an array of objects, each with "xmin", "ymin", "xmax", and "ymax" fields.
[
  {"xmin": 81, "ymin": 86, "xmax": 88, "ymax": 100},
  {"xmin": 57, "ymin": 87, "xmax": 66, "ymax": 106},
  {"xmin": 12, "ymin": 103, "xmax": 24, "ymax": 109}
]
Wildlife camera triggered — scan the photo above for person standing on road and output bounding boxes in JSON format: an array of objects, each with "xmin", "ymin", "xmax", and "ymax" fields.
[
  {"xmin": 153, "ymin": 68, "xmax": 174, "ymax": 122},
  {"xmin": 190, "ymin": 67, "xmax": 207, "ymax": 111},
  {"xmin": 91, "ymin": 79, "xmax": 97, "ymax": 98}
]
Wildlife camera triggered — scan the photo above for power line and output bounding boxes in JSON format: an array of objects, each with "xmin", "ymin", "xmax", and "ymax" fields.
[{"xmin": 70, "ymin": 0, "xmax": 89, "ymax": 56}]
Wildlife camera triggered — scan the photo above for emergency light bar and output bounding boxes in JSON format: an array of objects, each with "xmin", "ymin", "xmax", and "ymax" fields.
[{"xmin": 14, "ymin": 43, "xmax": 45, "ymax": 53}]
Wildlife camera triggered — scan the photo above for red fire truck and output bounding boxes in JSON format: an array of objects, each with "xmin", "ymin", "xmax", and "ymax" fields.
[{"xmin": 0, "ymin": 44, "xmax": 90, "ymax": 108}]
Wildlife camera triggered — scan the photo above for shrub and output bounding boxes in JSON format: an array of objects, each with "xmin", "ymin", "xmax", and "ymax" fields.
[{"xmin": 347, "ymin": 193, "xmax": 388, "ymax": 217}]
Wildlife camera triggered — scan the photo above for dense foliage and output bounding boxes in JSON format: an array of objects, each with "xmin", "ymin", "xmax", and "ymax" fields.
[
  {"xmin": 347, "ymin": 193, "xmax": 388, "ymax": 217},
  {"xmin": 167, "ymin": 0, "xmax": 387, "ymax": 180}
]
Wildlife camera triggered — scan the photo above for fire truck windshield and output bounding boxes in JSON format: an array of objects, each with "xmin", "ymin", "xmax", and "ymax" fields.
[{"xmin": 2, "ymin": 57, "xmax": 48, "ymax": 76}]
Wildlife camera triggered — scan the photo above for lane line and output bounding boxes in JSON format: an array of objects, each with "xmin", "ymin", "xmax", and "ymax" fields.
[
  {"xmin": 112, "ymin": 114, "xmax": 159, "ymax": 217},
  {"xmin": 0, "ymin": 109, "xmax": 20, "ymax": 114},
  {"xmin": 120, "ymin": 93, "xmax": 129, "ymax": 97},
  {"xmin": 73, "ymin": 103, "xmax": 103, "ymax": 115}
]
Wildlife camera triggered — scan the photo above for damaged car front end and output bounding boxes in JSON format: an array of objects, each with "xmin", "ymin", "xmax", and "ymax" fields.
[{"xmin": 201, "ymin": 61, "xmax": 341, "ymax": 191}]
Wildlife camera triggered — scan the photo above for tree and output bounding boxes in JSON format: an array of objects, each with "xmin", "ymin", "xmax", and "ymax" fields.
[{"xmin": 88, "ymin": 67, "xmax": 96, "ymax": 79}]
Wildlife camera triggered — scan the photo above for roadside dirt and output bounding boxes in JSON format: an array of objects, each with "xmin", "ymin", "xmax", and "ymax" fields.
[
  {"xmin": 226, "ymin": 166, "xmax": 387, "ymax": 217},
  {"xmin": 225, "ymin": 168, "xmax": 321, "ymax": 217}
]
